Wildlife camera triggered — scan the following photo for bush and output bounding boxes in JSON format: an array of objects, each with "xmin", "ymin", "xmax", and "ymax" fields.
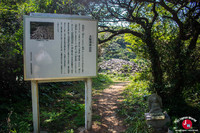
[{"xmin": 118, "ymin": 74, "xmax": 151, "ymax": 132}]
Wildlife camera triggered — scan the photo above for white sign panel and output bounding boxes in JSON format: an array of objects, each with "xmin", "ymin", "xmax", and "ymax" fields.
[{"xmin": 24, "ymin": 14, "xmax": 97, "ymax": 80}]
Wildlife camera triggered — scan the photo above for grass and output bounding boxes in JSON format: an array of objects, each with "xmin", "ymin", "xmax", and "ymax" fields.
[
  {"xmin": 99, "ymin": 72, "xmax": 135, "ymax": 81},
  {"xmin": 4, "ymin": 72, "xmax": 199, "ymax": 132},
  {"xmin": 117, "ymin": 73, "xmax": 152, "ymax": 133},
  {"xmin": 118, "ymin": 72, "xmax": 200, "ymax": 133},
  {"xmin": 2, "ymin": 74, "xmax": 113, "ymax": 133}
]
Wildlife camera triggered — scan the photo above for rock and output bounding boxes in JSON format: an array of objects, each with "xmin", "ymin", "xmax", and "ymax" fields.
[
  {"xmin": 77, "ymin": 127, "xmax": 86, "ymax": 133},
  {"xmin": 145, "ymin": 94, "xmax": 171, "ymax": 133},
  {"xmin": 98, "ymin": 59, "xmax": 140, "ymax": 74}
]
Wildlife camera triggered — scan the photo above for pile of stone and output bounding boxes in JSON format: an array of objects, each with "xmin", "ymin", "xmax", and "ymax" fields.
[
  {"xmin": 31, "ymin": 26, "xmax": 54, "ymax": 40},
  {"xmin": 98, "ymin": 58, "xmax": 140, "ymax": 74}
]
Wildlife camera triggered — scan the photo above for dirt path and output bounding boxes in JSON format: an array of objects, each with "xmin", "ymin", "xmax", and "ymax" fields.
[{"xmin": 87, "ymin": 82, "xmax": 129, "ymax": 133}]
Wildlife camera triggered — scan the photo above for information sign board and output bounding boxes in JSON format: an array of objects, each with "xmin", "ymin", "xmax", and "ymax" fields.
[{"xmin": 24, "ymin": 13, "xmax": 97, "ymax": 80}]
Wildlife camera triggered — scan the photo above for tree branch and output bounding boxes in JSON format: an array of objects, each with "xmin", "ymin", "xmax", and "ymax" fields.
[
  {"xmin": 98, "ymin": 29, "xmax": 143, "ymax": 44},
  {"xmin": 150, "ymin": 2, "xmax": 158, "ymax": 27},
  {"xmin": 160, "ymin": 0, "xmax": 186, "ymax": 39},
  {"xmin": 186, "ymin": 31, "xmax": 199, "ymax": 57},
  {"xmin": 104, "ymin": 0, "xmax": 148, "ymax": 29}
]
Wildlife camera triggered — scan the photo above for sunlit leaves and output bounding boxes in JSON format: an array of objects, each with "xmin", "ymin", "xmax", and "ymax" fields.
[
  {"xmin": 16, "ymin": 1, "xmax": 38, "ymax": 15},
  {"xmin": 124, "ymin": 33, "xmax": 148, "ymax": 59},
  {"xmin": 119, "ymin": 74, "xmax": 151, "ymax": 132}
]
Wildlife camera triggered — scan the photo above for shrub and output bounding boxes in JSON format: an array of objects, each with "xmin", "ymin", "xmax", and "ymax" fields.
[{"xmin": 118, "ymin": 74, "xmax": 151, "ymax": 132}]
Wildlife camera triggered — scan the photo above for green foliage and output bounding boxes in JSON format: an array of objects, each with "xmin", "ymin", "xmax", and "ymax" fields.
[
  {"xmin": 0, "ymin": 2, "xmax": 32, "ymax": 132},
  {"xmin": 92, "ymin": 74, "xmax": 113, "ymax": 95},
  {"xmin": 118, "ymin": 71, "xmax": 200, "ymax": 132},
  {"xmin": 118, "ymin": 74, "xmax": 151, "ymax": 133},
  {"xmin": 153, "ymin": 33, "xmax": 200, "ymax": 103},
  {"xmin": 121, "ymin": 64, "xmax": 132, "ymax": 73},
  {"xmin": 0, "ymin": 74, "xmax": 113, "ymax": 132},
  {"xmin": 103, "ymin": 1, "xmax": 200, "ymax": 109},
  {"xmin": 0, "ymin": 0, "xmax": 94, "ymax": 132},
  {"xmin": 123, "ymin": 3, "xmax": 200, "ymax": 113},
  {"xmin": 99, "ymin": 35, "xmax": 136, "ymax": 62},
  {"xmin": 130, "ymin": 57, "xmax": 150, "ymax": 70},
  {"xmin": 1, "ymin": 0, "xmax": 200, "ymax": 132},
  {"xmin": 125, "ymin": 33, "xmax": 149, "ymax": 59},
  {"xmin": 183, "ymin": 83, "xmax": 200, "ymax": 106},
  {"xmin": 98, "ymin": 1, "xmax": 200, "ymax": 131},
  {"xmin": 38, "ymin": 82, "xmax": 84, "ymax": 132},
  {"xmin": 0, "ymin": 1, "xmax": 111, "ymax": 131},
  {"xmin": 93, "ymin": 73, "xmax": 113, "ymax": 83},
  {"xmin": 41, "ymin": 101, "xmax": 85, "ymax": 132},
  {"xmin": 0, "ymin": 111, "xmax": 32, "ymax": 133},
  {"xmin": 104, "ymin": 73, "xmax": 133, "ymax": 81}
]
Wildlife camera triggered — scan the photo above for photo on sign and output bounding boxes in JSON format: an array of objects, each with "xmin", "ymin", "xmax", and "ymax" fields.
[{"xmin": 30, "ymin": 22, "xmax": 54, "ymax": 40}]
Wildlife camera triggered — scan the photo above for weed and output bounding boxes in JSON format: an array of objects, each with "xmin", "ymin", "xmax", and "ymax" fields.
[
  {"xmin": 1, "ymin": 74, "xmax": 113, "ymax": 132},
  {"xmin": 118, "ymin": 73, "xmax": 151, "ymax": 133}
]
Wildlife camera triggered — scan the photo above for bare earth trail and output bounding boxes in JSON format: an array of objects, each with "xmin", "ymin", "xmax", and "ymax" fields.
[{"xmin": 86, "ymin": 82, "xmax": 129, "ymax": 133}]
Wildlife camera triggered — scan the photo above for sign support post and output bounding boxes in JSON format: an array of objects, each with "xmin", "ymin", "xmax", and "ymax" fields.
[
  {"xmin": 85, "ymin": 78, "xmax": 92, "ymax": 130},
  {"xmin": 31, "ymin": 80, "xmax": 40, "ymax": 133},
  {"xmin": 24, "ymin": 13, "xmax": 97, "ymax": 132}
]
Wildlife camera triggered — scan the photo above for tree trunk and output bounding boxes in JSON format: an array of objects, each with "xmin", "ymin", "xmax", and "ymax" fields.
[
  {"xmin": 145, "ymin": 29, "xmax": 163, "ymax": 95},
  {"xmin": 173, "ymin": 39, "xmax": 185, "ymax": 98}
]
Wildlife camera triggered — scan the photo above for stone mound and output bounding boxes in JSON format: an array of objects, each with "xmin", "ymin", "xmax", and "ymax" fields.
[{"xmin": 98, "ymin": 59, "xmax": 140, "ymax": 74}]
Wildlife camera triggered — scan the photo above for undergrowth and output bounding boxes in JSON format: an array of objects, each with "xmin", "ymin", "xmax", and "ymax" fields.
[
  {"xmin": 119, "ymin": 72, "xmax": 200, "ymax": 133},
  {"xmin": 118, "ymin": 73, "xmax": 152, "ymax": 133},
  {"xmin": 0, "ymin": 74, "xmax": 113, "ymax": 133},
  {"xmin": 99, "ymin": 72, "xmax": 135, "ymax": 81}
]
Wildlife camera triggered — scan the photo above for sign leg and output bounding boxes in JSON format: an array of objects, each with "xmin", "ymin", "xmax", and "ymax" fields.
[
  {"xmin": 31, "ymin": 81, "xmax": 40, "ymax": 133},
  {"xmin": 85, "ymin": 78, "xmax": 92, "ymax": 130}
]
